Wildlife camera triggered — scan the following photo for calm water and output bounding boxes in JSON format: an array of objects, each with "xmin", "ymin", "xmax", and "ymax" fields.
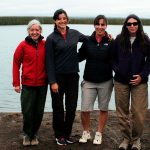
[{"xmin": 0, "ymin": 24, "xmax": 150, "ymax": 112}]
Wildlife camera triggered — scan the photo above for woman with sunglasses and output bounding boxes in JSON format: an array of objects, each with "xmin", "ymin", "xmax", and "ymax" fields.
[{"xmin": 112, "ymin": 14, "xmax": 150, "ymax": 150}]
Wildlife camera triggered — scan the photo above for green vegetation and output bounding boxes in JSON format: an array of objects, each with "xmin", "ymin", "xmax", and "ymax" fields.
[
  {"xmin": 0, "ymin": 16, "xmax": 51, "ymax": 25},
  {"xmin": 0, "ymin": 16, "xmax": 150, "ymax": 25}
]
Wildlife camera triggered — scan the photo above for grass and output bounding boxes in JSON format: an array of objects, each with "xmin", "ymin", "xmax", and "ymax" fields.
[{"xmin": 0, "ymin": 16, "xmax": 150, "ymax": 25}]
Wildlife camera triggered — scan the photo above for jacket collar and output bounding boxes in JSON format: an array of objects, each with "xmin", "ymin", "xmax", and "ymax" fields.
[
  {"xmin": 54, "ymin": 26, "xmax": 69, "ymax": 34},
  {"xmin": 25, "ymin": 35, "xmax": 44, "ymax": 46},
  {"xmin": 90, "ymin": 31, "xmax": 109, "ymax": 43}
]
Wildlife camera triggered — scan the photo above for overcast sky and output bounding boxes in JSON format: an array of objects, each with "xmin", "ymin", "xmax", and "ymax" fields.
[{"xmin": 0, "ymin": 0, "xmax": 150, "ymax": 18}]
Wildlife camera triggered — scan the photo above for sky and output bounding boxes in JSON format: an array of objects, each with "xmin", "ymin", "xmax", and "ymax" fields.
[{"xmin": 0, "ymin": 0, "xmax": 150, "ymax": 18}]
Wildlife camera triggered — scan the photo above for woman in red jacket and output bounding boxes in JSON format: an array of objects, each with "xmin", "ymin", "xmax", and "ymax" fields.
[{"xmin": 12, "ymin": 19, "xmax": 47, "ymax": 146}]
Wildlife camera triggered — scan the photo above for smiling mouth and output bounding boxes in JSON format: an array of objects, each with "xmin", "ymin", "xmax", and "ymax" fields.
[{"xmin": 98, "ymin": 30, "xmax": 104, "ymax": 33}]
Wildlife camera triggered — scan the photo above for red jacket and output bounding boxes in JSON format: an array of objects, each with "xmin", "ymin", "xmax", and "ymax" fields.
[{"xmin": 13, "ymin": 36, "xmax": 47, "ymax": 87}]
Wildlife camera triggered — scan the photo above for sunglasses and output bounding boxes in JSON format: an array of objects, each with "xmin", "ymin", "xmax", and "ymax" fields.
[{"xmin": 126, "ymin": 22, "xmax": 138, "ymax": 26}]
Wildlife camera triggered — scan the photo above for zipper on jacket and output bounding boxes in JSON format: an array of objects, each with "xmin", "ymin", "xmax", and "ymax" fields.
[
  {"xmin": 35, "ymin": 43, "xmax": 38, "ymax": 56},
  {"xmin": 62, "ymin": 35, "xmax": 67, "ymax": 43},
  {"xmin": 35, "ymin": 42, "xmax": 38, "ymax": 84}
]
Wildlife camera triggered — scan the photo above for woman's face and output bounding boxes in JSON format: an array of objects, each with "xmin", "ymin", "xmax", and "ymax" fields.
[
  {"xmin": 126, "ymin": 18, "xmax": 139, "ymax": 36},
  {"xmin": 28, "ymin": 24, "xmax": 41, "ymax": 41},
  {"xmin": 94, "ymin": 19, "xmax": 107, "ymax": 37},
  {"xmin": 55, "ymin": 13, "xmax": 68, "ymax": 31}
]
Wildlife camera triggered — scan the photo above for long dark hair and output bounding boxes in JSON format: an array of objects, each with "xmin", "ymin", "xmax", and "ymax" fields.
[{"xmin": 119, "ymin": 14, "xmax": 149, "ymax": 53}]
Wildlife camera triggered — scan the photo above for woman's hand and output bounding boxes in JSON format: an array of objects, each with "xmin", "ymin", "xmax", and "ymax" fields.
[
  {"xmin": 14, "ymin": 86, "xmax": 21, "ymax": 93},
  {"xmin": 108, "ymin": 34, "xmax": 113, "ymax": 41},
  {"xmin": 51, "ymin": 83, "xmax": 59, "ymax": 93},
  {"xmin": 130, "ymin": 75, "xmax": 142, "ymax": 85}
]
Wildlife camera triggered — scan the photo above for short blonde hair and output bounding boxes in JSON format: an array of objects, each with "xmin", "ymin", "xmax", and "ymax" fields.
[{"xmin": 27, "ymin": 19, "xmax": 42, "ymax": 31}]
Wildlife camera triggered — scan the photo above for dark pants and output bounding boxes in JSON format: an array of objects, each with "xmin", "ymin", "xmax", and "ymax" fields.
[
  {"xmin": 50, "ymin": 73, "xmax": 79, "ymax": 138},
  {"xmin": 21, "ymin": 85, "xmax": 47, "ymax": 138}
]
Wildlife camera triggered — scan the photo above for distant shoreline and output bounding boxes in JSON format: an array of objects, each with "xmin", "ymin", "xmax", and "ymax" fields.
[{"xmin": 1, "ymin": 16, "xmax": 150, "ymax": 25}]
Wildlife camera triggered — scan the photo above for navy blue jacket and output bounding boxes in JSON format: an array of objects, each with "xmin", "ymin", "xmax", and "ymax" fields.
[
  {"xmin": 78, "ymin": 31, "xmax": 113, "ymax": 83},
  {"xmin": 112, "ymin": 35, "xmax": 150, "ymax": 84},
  {"xmin": 45, "ymin": 26, "xmax": 87, "ymax": 84}
]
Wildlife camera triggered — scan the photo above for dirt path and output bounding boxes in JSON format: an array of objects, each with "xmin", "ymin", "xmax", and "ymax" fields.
[{"xmin": 0, "ymin": 110, "xmax": 150, "ymax": 150}]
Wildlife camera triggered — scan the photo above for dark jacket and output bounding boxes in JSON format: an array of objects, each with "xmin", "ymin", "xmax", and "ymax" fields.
[
  {"xmin": 13, "ymin": 36, "xmax": 47, "ymax": 87},
  {"xmin": 45, "ymin": 26, "xmax": 87, "ymax": 84},
  {"xmin": 78, "ymin": 31, "xmax": 113, "ymax": 83},
  {"xmin": 112, "ymin": 35, "xmax": 150, "ymax": 84}
]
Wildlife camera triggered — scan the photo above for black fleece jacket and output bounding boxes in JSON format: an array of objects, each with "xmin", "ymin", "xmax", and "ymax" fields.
[
  {"xmin": 112, "ymin": 35, "xmax": 150, "ymax": 84},
  {"xmin": 45, "ymin": 26, "xmax": 87, "ymax": 84},
  {"xmin": 78, "ymin": 31, "xmax": 113, "ymax": 83}
]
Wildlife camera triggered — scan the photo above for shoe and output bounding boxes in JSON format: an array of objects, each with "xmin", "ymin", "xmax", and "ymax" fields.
[
  {"xmin": 66, "ymin": 137, "xmax": 76, "ymax": 144},
  {"xmin": 93, "ymin": 132, "xmax": 102, "ymax": 145},
  {"xmin": 31, "ymin": 136, "xmax": 39, "ymax": 146},
  {"xmin": 56, "ymin": 137, "xmax": 67, "ymax": 146},
  {"xmin": 119, "ymin": 138, "xmax": 130, "ymax": 150},
  {"xmin": 79, "ymin": 131, "xmax": 91, "ymax": 143},
  {"xmin": 131, "ymin": 138, "xmax": 141, "ymax": 150},
  {"xmin": 23, "ymin": 135, "xmax": 30, "ymax": 146}
]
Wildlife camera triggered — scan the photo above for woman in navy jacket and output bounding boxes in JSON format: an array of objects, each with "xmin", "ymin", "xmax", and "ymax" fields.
[
  {"xmin": 112, "ymin": 14, "xmax": 150, "ymax": 150},
  {"xmin": 78, "ymin": 15, "xmax": 113, "ymax": 145}
]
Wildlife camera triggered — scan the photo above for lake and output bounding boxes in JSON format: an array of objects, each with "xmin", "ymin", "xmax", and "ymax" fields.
[{"xmin": 0, "ymin": 24, "xmax": 150, "ymax": 112}]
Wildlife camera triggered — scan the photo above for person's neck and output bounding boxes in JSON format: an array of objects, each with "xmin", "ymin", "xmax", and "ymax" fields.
[
  {"xmin": 96, "ymin": 32, "xmax": 106, "ymax": 39},
  {"xmin": 96, "ymin": 34, "xmax": 103, "ymax": 39},
  {"xmin": 130, "ymin": 33, "xmax": 136, "ymax": 37},
  {"xmin": 57, "ymin": 27, "xmax": 66, "ymax": 34}
]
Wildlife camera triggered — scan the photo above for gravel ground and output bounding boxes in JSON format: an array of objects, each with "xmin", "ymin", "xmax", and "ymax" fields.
[{"xmin": 0, "ymin": 110, "xmax": 150, "ymax": 150}]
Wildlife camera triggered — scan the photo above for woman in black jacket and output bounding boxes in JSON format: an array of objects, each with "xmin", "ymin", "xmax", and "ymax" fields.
[
  {"xmin": 45, "ymin": 9, "xmax": 87, "ymax": 146},
  {"xmin": 78, "ymin": 15, "xmax": 113, "ymax": 145}
]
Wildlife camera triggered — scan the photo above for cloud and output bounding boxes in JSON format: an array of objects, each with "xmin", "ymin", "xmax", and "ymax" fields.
[{"xmin": 0, "ymin": 0, "xmax": 150, "ymax": 18}]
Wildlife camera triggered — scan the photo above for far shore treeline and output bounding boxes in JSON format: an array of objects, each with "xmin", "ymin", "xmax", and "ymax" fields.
[{"xmin": 1, "ymin": 16, "xmax": 150, "ymax": 25}]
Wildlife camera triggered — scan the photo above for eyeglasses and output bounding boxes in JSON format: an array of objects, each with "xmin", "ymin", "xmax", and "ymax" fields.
[{"xmin": 126, "ymin": 22, "xmax": 138, "ymax": 26}]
